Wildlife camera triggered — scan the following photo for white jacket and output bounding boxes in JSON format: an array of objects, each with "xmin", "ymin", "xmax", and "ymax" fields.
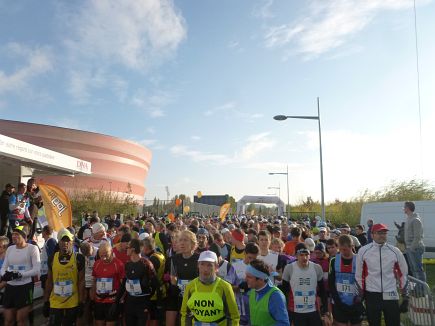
[{"xmin": 356, "ymin": 242, "xmax": 408, "ymax": 295}]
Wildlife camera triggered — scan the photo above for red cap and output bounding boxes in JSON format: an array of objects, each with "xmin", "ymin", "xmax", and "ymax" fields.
[
  {"xmin": 231, "ymin": 229, "xmax": 245, "ymax": 243},
  {"xmin": 372, "ymin": 223, "xmax": 389, "ymax": 233}
]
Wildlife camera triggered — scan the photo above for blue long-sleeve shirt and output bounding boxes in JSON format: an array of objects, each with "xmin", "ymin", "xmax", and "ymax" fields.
[{"xmin": 250, "ymin": 283, "xmax": 290, "ymax": 326}]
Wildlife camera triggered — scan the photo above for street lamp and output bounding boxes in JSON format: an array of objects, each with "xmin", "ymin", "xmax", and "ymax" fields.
[
  {"xmin": 273, "ymin": 97, "xmax": 325, "ymax": 220},
  {"xmin": 267, "ymin": 185, "xmax": 281, "ymax": 199},
  {"xmin": 269, "ymin": 165, "xmax": 290, "ymax": 217}
]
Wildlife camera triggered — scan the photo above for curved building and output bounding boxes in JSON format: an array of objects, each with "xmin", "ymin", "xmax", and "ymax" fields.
[{"xmin": 0, "ymin": 119, "xmax": 152, "ymax": 201}]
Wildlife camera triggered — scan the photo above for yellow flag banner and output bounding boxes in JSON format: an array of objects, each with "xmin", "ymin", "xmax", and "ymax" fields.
[
  {"xmin": 38, "ymin": 183, "xmax": 72, "ymax": 231},
  {"xmin": 220, "ymin": 203, "xmax": 231, "ymax": 222}
]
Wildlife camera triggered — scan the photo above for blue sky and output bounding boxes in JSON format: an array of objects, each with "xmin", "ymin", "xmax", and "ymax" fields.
[{"xmin": 1, "ymin": 0, "xmax": 435, "ymax": 204}]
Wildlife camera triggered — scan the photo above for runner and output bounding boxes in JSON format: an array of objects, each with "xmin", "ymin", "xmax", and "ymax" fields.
[
  {"xmin": 165, "ymin": 230, "xmax": 199, "ymax": 326},
  {"xmin": 356, "ymin": 223, "xmax": 408, "ymax": 326},
  {"xmin": 43, "ymin": 228, "xmax": 85, "ymax": 325},
  {"xmin": 282, "ymin": 243, "xmax": 328, "ymax": 326},
  {"xmin": 181, "ymin": 250, "xmax": 240, "ymax": 326},
  {"xmin": 142, "ymin": 237, "xmax": 167, "ymax": 326},
  {"xmin": 91, "ymin": 241, "xmax": 125, "ymax": 326},
  {"xmin": 79, "ymin": 241, "xmax": 96, "ymax": 325},
  {"xmin": 229, "ymin": 229, "xmax": 246, "ymax": 263},
  {"xmin": 40, "ymin": 225, "xmax": 57, "ymax": 290},
  {"xmin": 116, "ymin": 238, "xmax": 158, "ymax": 325},
  {"xmin": 0, "ymin": 226, "xmax": 40, "ymax": 326},
  {"xmin": 232, "ymin": 242, "xmax": 260, "ymax": 326},
  {"xmin": 246, "ymin": 259, "xmax": 289, "ymax": 326},
  {"xmin": 328, "ymin": 234, "xmax": 364, "ymax": 326}
]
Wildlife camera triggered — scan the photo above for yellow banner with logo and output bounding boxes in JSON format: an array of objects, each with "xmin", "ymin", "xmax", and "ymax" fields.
[
  {"xmin": 38, "ymin": 183, "xmax": 72, "ymax": 231},
  {"xmin": 220, "ymin": 203, "xmax": 231, "ymax": 222}
]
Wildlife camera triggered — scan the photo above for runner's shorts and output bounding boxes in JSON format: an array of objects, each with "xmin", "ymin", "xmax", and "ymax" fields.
[{"xmin": 3, "ymin": 283, "xmax": 33, "ymax": 309}]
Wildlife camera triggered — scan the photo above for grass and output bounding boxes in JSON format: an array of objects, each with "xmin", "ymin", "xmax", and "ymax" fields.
[{"xmin": 425, "ymin": 263, "xmax": 435, "ymax": 290}]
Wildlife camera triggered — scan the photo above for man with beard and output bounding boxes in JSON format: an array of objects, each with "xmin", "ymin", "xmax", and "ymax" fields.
[{"xmin": 43, "ymin": 228, "xmax": 85, "ymax": 325}]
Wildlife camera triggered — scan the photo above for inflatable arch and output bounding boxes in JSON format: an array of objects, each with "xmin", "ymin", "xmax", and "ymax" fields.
[{"xmin": 237, "ymin": 195, "xmax": 285, "ymax": 216}]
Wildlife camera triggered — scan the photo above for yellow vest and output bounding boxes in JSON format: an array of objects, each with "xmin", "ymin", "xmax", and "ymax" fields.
[
  {"xmin": 154, "ymin": 232, "xmax": 164, "ymax": 254},
  {"xmin": 50, "ymin": 252, "xmax": 79, "ymax": 309},
  {"xmin": 187, "ymin": 278, "xmax": 225, "ymax": 324},
  {"xmin": 230, "ymin": 246, "xmax": 245, "ymax": 263},
  {"xmin": 150, "ymin": 251, "xmax": 167, "ymax": 300}
]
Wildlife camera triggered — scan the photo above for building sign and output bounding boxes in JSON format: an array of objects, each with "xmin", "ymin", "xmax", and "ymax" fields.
[{"xmin": 0, "ymin": 134, "xmax": 92, "ymax": 174}]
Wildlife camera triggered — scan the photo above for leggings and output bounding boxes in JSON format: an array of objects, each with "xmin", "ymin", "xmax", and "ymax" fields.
[{"xmin": 365, "ymin": 291, "xmax": 400, "ymax": 326}]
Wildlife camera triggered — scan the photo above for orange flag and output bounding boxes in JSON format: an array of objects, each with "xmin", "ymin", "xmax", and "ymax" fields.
[
  {"xmin": 220, "ymin": 203, "xmax": 231, "ymax": 222},
  {"xmin": 38, "ymin": 183, "xmax": 72, "ymax": 231}
]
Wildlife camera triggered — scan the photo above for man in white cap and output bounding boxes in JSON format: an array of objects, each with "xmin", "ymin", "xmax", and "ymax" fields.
[
  {"xmin": 181, "ymin": 250, "xmax": 240, "ymax": 326},
  {"xmin": 83, "ymin": 222, "xmax": 109, "ymax": 252}
]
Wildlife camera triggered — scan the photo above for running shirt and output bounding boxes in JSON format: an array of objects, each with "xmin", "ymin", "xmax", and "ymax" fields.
[
  {"xmin": 282, "ymin": 261, "xmax": 323, "ymax": 313},
  {"xmin": 113, "ymin": 246, "xmax": 129, "ymax": 265},
  {"xmin": 258, "ymin": 251, "xmax": 279, "ymax": 272},
  {"xmin": 92, "ymin": 256, "xmax": 125, "ymax": 303},
  {"xmin": 124, "ymin": 258, "xmax": 156, "ymax": 304},
  {"xmin": 170, "ymin": 253, "xmax": 199, "ymax": 297},
  {"xmin": 0, "ymin": 244, "xmax": 40, "ymax": 286}
]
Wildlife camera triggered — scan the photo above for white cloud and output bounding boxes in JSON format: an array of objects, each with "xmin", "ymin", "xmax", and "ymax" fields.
[
  {"xmin": 263, "ymin": 0, "xmax": 430, "ymax": 58},
  {"xmin": 138, "ymin": 138, "xmax": 165, "ymax": 150},
  {"xmin": 204, "ymin": 101, "xmax": 237, "ymax": 116},
  {"xmin": 170, "ymin": 145, "xmax": 229, "ymax": 163},
  {"xmin": 191, "ymin": 136, "xmax": 201, "ymax": 141},
  {"xmin": 235, "ymin": 132, "xmax": 276, "ymax": 161},
  {"xmin": 252, "ymin": 0, "xmax": 275, "ymax": 19},
  {"xmin": 170, "ymin": 132, "xmax": 277, "ymax": 165},
  {"xmin": 0, "ymin": 43, "xmax": 53, "ymax": 94},
  {"xmin": 64, "ymin": 0, "xmax": 186, "ymax": 71},
  {"xmin": 204, "ymin": 101, "xmax": 264, "ymax": 121},
  {"xmin": 130, "ymin": 89, "xmax": 173, "ymax": 118}
]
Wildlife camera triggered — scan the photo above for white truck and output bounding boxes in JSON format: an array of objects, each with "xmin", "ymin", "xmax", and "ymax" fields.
[{"xmin": 360, "ymin": 200, "xmax": 435, "ymax": 259}]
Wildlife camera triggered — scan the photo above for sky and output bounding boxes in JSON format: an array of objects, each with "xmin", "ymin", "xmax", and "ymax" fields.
[{"xmin": 1, "ymin": 0, "xmax": 435, "ymax": 205}]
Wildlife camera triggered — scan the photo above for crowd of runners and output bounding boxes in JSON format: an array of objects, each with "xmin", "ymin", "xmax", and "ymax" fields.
[{"xmin": 0, "ymin": 184, "xmax": 418, "ymax": 326}]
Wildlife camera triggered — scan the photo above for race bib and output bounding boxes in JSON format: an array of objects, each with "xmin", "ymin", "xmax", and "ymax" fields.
[
  {"xmin": 383, "ymin": 290, "xmax": 399, "ymax": 301},
  {"xmin": 9, "ymin": 265, "xmax": 26, "ymax": 273},
  {"xmin": 337, "ymin": 282, "xmax": 356, "ymax": 294},
  {"xmin": 294, "ymin": 290, "xmax": 316, "ymax": 312},
  {"xmin": 96, "ymin": 278, "xmax": 113, "ymax": 294},
  {"xmin": 40, "ymin": 261, "xmax": 48, "ymax": 275},
  {"xmin": 126, "ymin": 279, "xmax": 142, "ymax": 295},
  {"xmin": 194, "ymin": 322, "xmax": 218, "ymax": 326},
  {"xmin": 54, "ymin": 280, "xmax": 73, "ymax": 297},
  {"xmin": 177, "ymin": 279, "xmax": 190, "ymax": 296}
]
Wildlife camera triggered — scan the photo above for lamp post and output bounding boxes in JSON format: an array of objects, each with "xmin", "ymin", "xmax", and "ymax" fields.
[
  {"xmin": 269, "ymin": 165, "xmax": 290, "ymax": 217},
  {"xmin": 267, "ymin": 185, "xmax": 281, "ymax": 199},
  {"xmin": 273, "ymin": 97, "xmax": 325, "ymax": 220}
]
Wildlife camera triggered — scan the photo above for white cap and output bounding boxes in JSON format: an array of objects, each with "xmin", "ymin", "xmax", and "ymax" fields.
[
  {"xmin": 92, "ymin": 222, "xmax": 105, "ymax": 234},
  {"xmin": 319, "ymin": 227, "xmax": 327, "ymax": 232},
  {"xmin": 304, "ymin": 238, "xmax": 315, "ymax": 252},
  {"xmin": 139, "ymin": 232, "xmax": 150, "ymax": 240},
  {"xmin": 198, "ymin": 250, "xmax": 218, "ymax": 263},
  {"xmin": 220, "ymin": 228, "xmax": 230, "ymax": 234}
]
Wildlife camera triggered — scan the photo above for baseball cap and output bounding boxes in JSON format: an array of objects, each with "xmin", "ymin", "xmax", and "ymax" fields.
[
  {"xmin": 304, "ymin": 238, "xmax": 316, "ymax": 252},
  {"xmin": 139, "ymin": 232, "xmax": 150, "ymax": 240},
  {"xmin": 57, "ymin": 228, "xmax": 74, "ymax": 241},
  {"xmin": 319, "ymin": 227, "xmax": 327, "ymax": 232},
  {"xmin": 372, "ymin": 223, "xmax": 389, "ymax": 233},
  {"xmin": 339, "ymin": 223, "xmax": 351, "ymax": 230},
  {"xmin": 315, "ymin": 242, "xmax": 326, "ymax": 252},
  {"xmin": 92, "ymin": 222, "xmax": 105, "ymax": 234},
  {"xmin": 198, "ymin": 250, "xmax": 218, "ymax": 263},
  {"xmin": 220, "ymin": 228, "xmax": 230, "ymax": 234},
  {"xmin": 13, "ymin": 225, "xmax": 27, "ymax": 239},
  {"xmin": 330, "ymin": 229, "xmax": 341, "ymax": 236},
  {"xmin": 197, "ymin": 228, "xmax": 209, "ymax": 236}
]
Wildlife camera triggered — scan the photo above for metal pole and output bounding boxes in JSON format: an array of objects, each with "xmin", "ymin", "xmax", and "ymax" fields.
[
  {"xmin": 286, "ymin": 165, "xmax": 290, "ymax": 218},
  {"xmin": 317, "ymin": 97, "xmax": 325, "ymax": 220}
]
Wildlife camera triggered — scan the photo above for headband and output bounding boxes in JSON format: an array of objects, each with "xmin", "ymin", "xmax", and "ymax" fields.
[
  {"xmin": 246, "ymin": 265, "xmax": 269, "ymax": 280},
  {"xmin": 296, "ymin": 248, "xmax": 310, "ymax": 255}
]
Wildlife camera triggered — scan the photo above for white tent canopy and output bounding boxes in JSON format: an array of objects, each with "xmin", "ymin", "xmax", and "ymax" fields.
[{"xmin": 237, "ymin": 195, "xmax": 285, "ymax": 216}]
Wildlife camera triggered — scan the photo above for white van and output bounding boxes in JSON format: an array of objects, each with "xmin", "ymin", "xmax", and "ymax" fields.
[{"xmin": 360, "ymin": 201, "xmax": 435, "ymax": 259}]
